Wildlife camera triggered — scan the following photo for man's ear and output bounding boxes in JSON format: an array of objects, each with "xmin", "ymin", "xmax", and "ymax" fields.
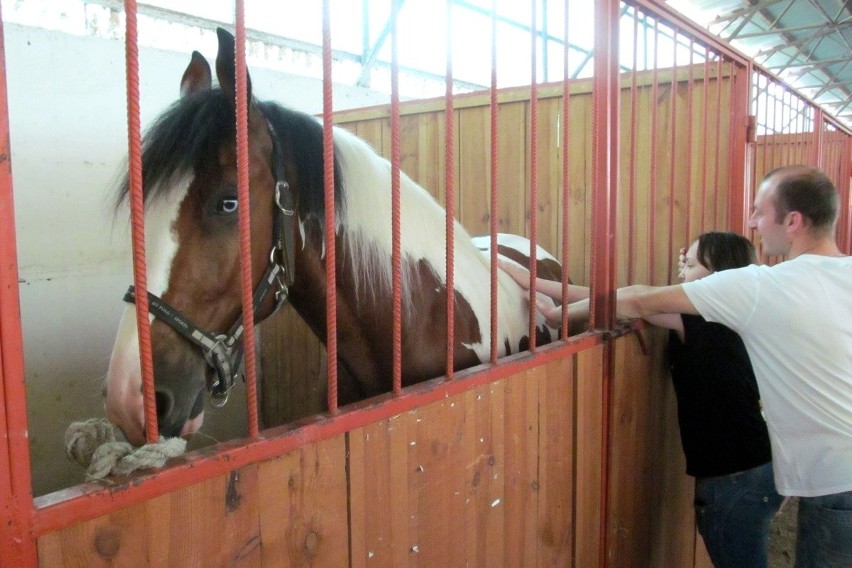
[{"xmin": 786, "ymin": 211, "xmax": 805, "ymax": 232}]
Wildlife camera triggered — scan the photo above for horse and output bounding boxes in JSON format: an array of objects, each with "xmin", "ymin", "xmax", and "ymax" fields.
[{"xmin": 104, "ymin": 28, "xmax": 566, "ymax": 447}]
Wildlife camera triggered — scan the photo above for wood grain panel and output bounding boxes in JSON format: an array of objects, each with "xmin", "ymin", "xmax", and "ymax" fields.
[
  {"xmin": 537, "ymin": 353, "xmax": 575, "ymax": 566},
  {"xmin": 574, "ymin": 344, "xmax": 604, "ymax": 567},
  {"xmin": 38, "ymin": 465, "xmax": 263, "ymax": 567},
  {"xmin": 257, "ymin": 436, "xmax": 349, "ymax": 567}
]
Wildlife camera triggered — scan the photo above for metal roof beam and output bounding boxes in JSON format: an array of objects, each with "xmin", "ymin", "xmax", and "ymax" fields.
[
  {"xmin": 710, "ymin": 0, "xmax": 787, "ymax": 26},
  {"xmin": 727, "ymin": 20, "xmax": 851, "ymax": 41}
]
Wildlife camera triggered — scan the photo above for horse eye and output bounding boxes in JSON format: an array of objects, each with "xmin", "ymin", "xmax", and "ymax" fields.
[{"xmin": 216, "ymin": 198, "xmax": 238, "ymax": 215}]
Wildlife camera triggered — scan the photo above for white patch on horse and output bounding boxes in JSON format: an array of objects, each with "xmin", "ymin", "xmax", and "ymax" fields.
[
  {"xmin": 106, "ymin": 179, "xmax": 189, "ymax": 413},
  {"xmin": 332, "ymin": 127, "xmax": 538, "ymax": 360}
]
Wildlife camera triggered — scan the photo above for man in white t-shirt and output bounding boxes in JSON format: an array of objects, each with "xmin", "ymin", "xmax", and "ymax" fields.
[{"xmin": 615, "ymin": 166, "xmax": 851, "ymax": 567}]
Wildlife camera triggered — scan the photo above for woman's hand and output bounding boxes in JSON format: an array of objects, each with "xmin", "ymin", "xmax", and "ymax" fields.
[
  {"xmin": 497, "ymin": 259, "xmax": 530, "ymax": 289},
  {"xmin": 536, "ymin": 297, "xmax": 563, "ymax": 328},
  {"xmin": 676, "ymin": 246, "xmax": 687, "ymax": 281}
]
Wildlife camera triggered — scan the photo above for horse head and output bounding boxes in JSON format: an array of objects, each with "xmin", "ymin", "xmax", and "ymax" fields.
[{"xmin": 104, "ymin": 29, "xmax": 292, "ymax": 445}]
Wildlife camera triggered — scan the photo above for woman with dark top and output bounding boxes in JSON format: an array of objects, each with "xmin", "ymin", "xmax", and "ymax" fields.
[
  {"xmin": 661, "ymin": 232, "xmax": 782, "ymax": 568},
  {"xmin": 499, "ymin": 231, "xmax": 782, "ymax": 568}
]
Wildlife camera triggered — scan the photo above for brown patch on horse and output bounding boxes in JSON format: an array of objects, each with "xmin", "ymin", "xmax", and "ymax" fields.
[
  {"xmin": 496, "ymin": 244, "xmax": 567, "ymax": 283},
  {"xmin": 286, "ymin": 234, "xmax": 481, "ymax": 405}
]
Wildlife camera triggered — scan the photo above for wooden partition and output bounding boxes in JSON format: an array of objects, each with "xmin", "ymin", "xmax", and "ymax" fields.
[
  {"xmin": 260, "ymin": 63, "xmax": 740, "ymax": 427},
  {"xmin": 38, "ymin": 329, "xmax": 703, "ymax": 567}
]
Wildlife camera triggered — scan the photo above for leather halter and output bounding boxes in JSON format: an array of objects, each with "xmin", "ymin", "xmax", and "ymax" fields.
[{"xmin": 123, "ymin": 118, "xmax": 297, "ymax": 408}]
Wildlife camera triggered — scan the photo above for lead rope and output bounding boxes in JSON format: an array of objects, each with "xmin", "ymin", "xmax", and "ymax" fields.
[{"xmin": 64, "ymin": 418, "xmax": 186, "ymax": 481}]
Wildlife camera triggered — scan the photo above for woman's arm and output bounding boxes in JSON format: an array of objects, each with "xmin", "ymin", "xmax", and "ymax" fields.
[{"xmin": 497, "ymin": 259, "xmax": 589, "ymax": 302}]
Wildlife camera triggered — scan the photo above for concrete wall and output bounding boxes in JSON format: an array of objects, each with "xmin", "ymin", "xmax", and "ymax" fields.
[{"xmin": 5, "ymin": 23, "xmax": 387, "ymax": 496}]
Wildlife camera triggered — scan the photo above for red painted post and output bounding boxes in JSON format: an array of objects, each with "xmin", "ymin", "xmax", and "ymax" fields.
[
  {"xmin": 728, "ymin": 61, "xmax": 752, "ymax": 235},
  {"xmin": 591, "ymin": 1, "xmax": 620, "ymax": 566},
  {"xmin": 0, "ymin": 5, "xmax": 37, "ymax": 566}
]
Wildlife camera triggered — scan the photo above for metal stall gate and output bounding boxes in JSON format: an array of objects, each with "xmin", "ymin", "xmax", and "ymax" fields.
[{"xmin": 0, "ymin": 1, "xmax": 850, "ymax": 567}]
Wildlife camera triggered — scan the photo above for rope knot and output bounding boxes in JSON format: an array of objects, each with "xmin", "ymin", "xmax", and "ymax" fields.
[{"xmin": 65, "ymin": 418, "xmax": 186, "ymax": 481}]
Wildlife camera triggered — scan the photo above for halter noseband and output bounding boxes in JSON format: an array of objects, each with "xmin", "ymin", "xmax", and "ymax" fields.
[{"xmin": 123, "ymin": 118, "xmax": 297, "ymax": 408}]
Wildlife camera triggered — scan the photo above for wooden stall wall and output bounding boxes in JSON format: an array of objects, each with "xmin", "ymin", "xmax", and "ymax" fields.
[
  {"xmin": 38, "ymin": 330, "xmax": 699, "ymax": 567},
  {"xmin": 259, "ymin": 63, "xmax": 740, "ymax": 428},
  {"xmin": 37, "ymin": 349, "xmax": 594, "ymax": 566}
]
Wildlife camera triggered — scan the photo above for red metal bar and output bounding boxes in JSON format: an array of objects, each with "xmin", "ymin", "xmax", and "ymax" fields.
[
  {"xmin": 648, "ymin": 19, "xmax": 659, "ymax": 284},
  {"xmin": 390, "ymin": 0, "xmax": 402, "ymax": 394},
  {"xmin": 32, "ymin": 333, "xmax": 602, "ymax": 536},
  {"xmin": 713, "ymin": 57, "xmax": 723, "ymax": 229},
  {"xmin": 684, "ymin": 39, "xmax": 694, "ymax": 245},
  {"xmin": 124, "ymin": 0, "xmax": 158, "ymax": 445},
  {"xmin": 233, "ymin": 0, "xmax": 260, "ymax": 439},
  {"xmin": 666, "ymin": 29, "xmax": 678, "ymax": 284},
  {"xmin": 322, "ymin": 0, "xmax": 338, "ymax": 413},
  {"xmin": 560, "ymin": 0, "xmax": 572, "ymax": 334},
  {"xmin": 444, "ymin": 0, "xmax": 456, "ymax": 379},
  {"xmin": 527, "ymin": 0, "xmax": 539, "ymax": 352},
  {"xmin": 783, "ymin": 89, "xmax": 792, "ymax": 166},
  {"xmin": 727, "ymin": 61, "xmax": 751, "ymax": 235},
  {"xmin": 840, "ymin": 134, "xmax": 852, "ymax": 254},
  {"xmin": 489, "ymin": 0, "xmax": 499, "ymax": 364},
  {"xmin": 0, "ymin": 5, "xmax": 37, "ymax": 564},
  {"xmin": 699, "ymin": 52, "xmax": 710, "ymax": 235},
  {"xmin": 813, "ymin": 108, "xmax": 824, "ymax": 167},
  {"xmin": 591, "ymin": 0, "xmax": 620, "ymax": 563},
  {"xmin": 626, "ymin": 8, "xmax": 638, "ymax": 285}
]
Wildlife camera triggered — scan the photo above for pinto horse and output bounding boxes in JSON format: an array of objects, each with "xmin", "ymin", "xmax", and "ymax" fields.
[{"xmin": 104, "ymin": 29, "xmax": 565, "ymax": 446}]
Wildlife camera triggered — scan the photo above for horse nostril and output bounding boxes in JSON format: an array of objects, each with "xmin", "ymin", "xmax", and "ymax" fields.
[{"xmin": 155, "ymin": 389, "xmax": 174, "ymax": 427}]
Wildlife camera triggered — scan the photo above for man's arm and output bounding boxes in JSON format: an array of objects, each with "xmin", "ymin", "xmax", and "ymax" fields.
[{"xmin": 616, "ymin": 285, "xmax": 699, "ymax": 318}]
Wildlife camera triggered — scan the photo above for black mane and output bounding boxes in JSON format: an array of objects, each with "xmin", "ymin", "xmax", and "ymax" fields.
[{"xmin": 117, "ymin": 89, "xmax": 344, "ymax": 224}]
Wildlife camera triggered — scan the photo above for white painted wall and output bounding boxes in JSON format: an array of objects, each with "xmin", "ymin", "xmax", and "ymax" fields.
[{"xmin": 6, "ymin": 23, "xmax": 387, "ymax": 496}]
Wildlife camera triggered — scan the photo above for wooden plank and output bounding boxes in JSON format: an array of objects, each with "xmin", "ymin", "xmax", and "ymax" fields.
[
  {"xmin": 349, "ymin": 415, "xmax": 412, "ymax": 568},
  {"xmin": 574, "ymin": 344, "xmax": 604, "ymax": 567},
  {"xmin": 37, "ymin": 465, "xmax": 263, "ymax": 567},
  {"xmin": 502, "ymin": 367, "xmax": 541, "ymax": 568},
  {"xmin": 536, "ymin": 354, "xmax": 575, "ymax": 566},
  {"xmin": 257, "ymin": 435, "xmax": 349, "ymax": 567},
  {"xmin": 607, "ymin": 331, "xmax": 656, "ymax": 566}
]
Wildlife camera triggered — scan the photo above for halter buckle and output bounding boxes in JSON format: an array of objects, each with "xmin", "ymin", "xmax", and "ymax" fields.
[
  {"xmin": 274, "ymin": 181, "xmax": 295, "ymax": 216},
  {"xmin": 206, "ymin": 335, "xmax": 238, "ymax": 407}
]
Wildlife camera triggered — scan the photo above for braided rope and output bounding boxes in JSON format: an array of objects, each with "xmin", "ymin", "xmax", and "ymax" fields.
[{"xmin": 65, "ymin": 419, "xmax": 186, "ymax": 481}]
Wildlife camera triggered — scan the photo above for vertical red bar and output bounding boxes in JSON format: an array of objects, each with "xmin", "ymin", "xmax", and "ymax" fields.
[
  {"xmin": 444, "ymin": 0, "xmax": 455, "ymax": 378},
  {"xmin": 712, "ymin": 57, "xmax": 723, "ymax": 229},
  {"xmin": 626, "ymin": 8, "xmax": 638, "ymax": 285},
  {"xmin": 390, "ymin": 0, "xmax": 402, "ymax": 394},
  {"xmin": 561, "ymin": 0, "xmax": 573, "ymax": 334},
  {"xmin": 0, "ymin": 6, "xmax": 37, "ymax": 565},
  {"xmin": 124, "ymin": 0, "xmax": 158, "ymax": 444},
  {"xmin": 233, "ymin": 0, "xmax": 259, "ymax": 439},
  {"xmin": 591, "ymin": 1, "xmax": 620, "ymax": 564},
  {"xmin": 699, "ymin": 52, "xmax": 710, "ymax": 236},
  {"xmin": 841, "ymin": 135, "xmax": 852, "ymax": 253},
  {"xmin": 666, "ymin": 30, "xmax": 678, "ymax": 284},
  {"xmin": 527, "ymin": 0, "xmax": 539, "ymax": 351},
  {"xmin": 727, "ymin": 60, "xmax": 751, "ymax": 235},
  {"xmin": 322, "ymin": 0, "xmax": 338, "ymax": 412},
  {"xmin": 488, "ymin": 0, "xmax": 499, "ymax": 363},
  {"xmin": 813, "ymin": 108, "xmax": 824, "ymax": 167},
  {"xmin": 648, "ymin": 20, "xmax": 659, "ymax": 284},
  {"xmin": 783, "ymin": 90, "xmax": 792, "ymax": 166},
  {"xmin": 684, "ymin": 39, "xmax": 694, "ymax": 246}
]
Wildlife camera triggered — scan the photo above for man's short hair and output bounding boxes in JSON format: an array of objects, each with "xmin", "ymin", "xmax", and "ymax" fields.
[{"xmin": 766, "ymin": 166, "xmax": 839, "ymax": 232}]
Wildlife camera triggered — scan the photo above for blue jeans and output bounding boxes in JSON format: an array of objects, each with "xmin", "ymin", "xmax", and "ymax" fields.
[
  {"xmin": 694, "ymin": 462, "xmax": 784, "ymax": 568},
  {"xmin": 795, "ymin": 489, "xmax": 852, "ymax": 567}
]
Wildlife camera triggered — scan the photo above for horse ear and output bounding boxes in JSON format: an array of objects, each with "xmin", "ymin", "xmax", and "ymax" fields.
[
  {"xmin": 180, "ymin": 51, "xmax": 212, "ymax": 97},
  {"xmin": 215, "ymin": 27, "xmax": 253, "ymax": 107}
]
